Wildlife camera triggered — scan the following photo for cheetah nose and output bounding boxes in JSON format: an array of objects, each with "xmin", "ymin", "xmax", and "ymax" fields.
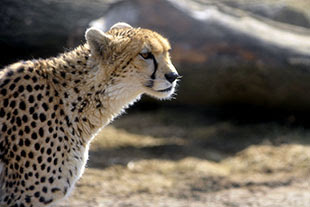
[{"xmin": 165, "ymin": 72, "xmax": 180, "ymax": 83}]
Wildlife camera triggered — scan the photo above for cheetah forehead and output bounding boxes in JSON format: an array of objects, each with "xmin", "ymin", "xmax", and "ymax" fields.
[
  {"xmin": 108, "ymin": 28, "xmax": 171, "ymax": 54},
  {"xmin": 143, "ymin": 30, "xmax": 171, "ymax": 54}
]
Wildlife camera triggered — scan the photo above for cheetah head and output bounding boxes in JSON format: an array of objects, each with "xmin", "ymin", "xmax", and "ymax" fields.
[{"xmin": 85, "ymin": 22, "xmax": 180, "ymax": 100}]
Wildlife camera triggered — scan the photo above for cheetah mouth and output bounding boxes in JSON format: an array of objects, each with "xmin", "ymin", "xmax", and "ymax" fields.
[{"xmin": 156, "ymin": 86, "xmax": 173, "ymax": 93}]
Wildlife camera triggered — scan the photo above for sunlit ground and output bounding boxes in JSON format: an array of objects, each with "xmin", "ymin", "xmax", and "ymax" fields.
[{"xmin": 57, "ymin": 108, "xmax": 310, "ymax": 207}]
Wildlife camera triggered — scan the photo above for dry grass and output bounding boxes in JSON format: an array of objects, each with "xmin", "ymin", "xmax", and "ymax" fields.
[{"xmin": 58, "ymin": 108, "xmax": 310, "ymax": 207}]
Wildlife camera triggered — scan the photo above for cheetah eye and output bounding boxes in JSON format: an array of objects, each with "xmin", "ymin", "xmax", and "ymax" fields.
[{"xmin": 139, "ymin": 52, "xmax": 153, "ymax": 59}]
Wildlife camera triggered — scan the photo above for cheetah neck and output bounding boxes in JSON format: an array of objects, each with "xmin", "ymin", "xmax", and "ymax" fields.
[{"xmin": 44, "ymin": 44, "xmax": 141, "ymax": 143}]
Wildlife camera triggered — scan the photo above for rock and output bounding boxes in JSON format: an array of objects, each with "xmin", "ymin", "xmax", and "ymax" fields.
[
  {"xmin": 0, "ymin": 0, "xmax": 115, "ymax": 67},
  {"xmin": 1, "ymin": 0, "xmax": 310, "ymax": 110},
  {"xmin": 91, "ymin": 0, "xmax": 310, "ymax": 110}
]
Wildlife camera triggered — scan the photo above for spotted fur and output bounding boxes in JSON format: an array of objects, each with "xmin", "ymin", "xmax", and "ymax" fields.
[{"xmin": 0, "ymin": 22, "xmax": 179, "ymax": 207}]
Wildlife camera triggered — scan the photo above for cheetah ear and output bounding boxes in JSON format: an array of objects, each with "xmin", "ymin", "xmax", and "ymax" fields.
[
  {"xmin": 85, "ymin": 27, "xmax": 112, "ymax": 57},
  {"xmin": 110, "ymin": 22, "xmax": 133, "ymax": 30}
]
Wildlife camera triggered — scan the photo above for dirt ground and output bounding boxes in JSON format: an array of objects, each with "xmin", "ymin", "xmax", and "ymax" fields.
[{"xmin": 57, "ymin": 107, "xmax": 310, "ymax": 207}]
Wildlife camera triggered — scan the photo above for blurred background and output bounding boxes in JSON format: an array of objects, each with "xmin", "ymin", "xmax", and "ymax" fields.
[{"xmin": 1, "ymin": 0, "xmax": 310, "ymax": 206}]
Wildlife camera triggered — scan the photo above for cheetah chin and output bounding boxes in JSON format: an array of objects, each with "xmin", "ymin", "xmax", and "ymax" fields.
[{"xmin": 0, "ymin": 22, "xmax": 179, "ymax": 207}]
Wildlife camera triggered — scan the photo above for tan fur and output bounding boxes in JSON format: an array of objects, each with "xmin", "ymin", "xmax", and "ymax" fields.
[{"xmin": 0, "ymin": 22, "xmax": 178, "ymax": 206}]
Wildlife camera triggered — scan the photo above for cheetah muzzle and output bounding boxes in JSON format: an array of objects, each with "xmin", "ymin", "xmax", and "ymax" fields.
[{"xmin": 0, "ymin": 22, "xmax": 179, "ymax": 207}]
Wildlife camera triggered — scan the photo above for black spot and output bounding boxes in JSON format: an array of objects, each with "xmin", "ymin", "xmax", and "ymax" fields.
[
  {"xmin": 21, "ymin": 150, "xmax": 27, "ymax": 157},
  {"xmin": 37, "ymin": 94, "xmax": 43, "ymax": 101},
  {"xmin": 44, "ymin": 199, "xmax": 53, "ymax": 204},
  {"xmin": 28, "ymin": 152, "xmax": 34, "ymax": 158},
  {"xmin": 31, "ymin": 132, "xmax": 38, "ymax": 140},
  {"xmin": 39, "ymin": 197, "xmax": 46, "ymax": 203},
  {"xmin": 18, "ymin": 139, "xmax": 24, "ymax": 147},
  {"xmin": 53, "ymin": 158, "xmax": 58, "ymax": 165},
  {"xmin": 48, "ymin": 177, "xmax": 54, "ymax": 184},
  {"xmin": 54, "ymin": 90, "xmax": 59, "ymax": 97},
  {"xmin": 25, "ymin": 126, "xmax": 31, "ymax": 134},
  {"xmin": 51, "ymin": 187, "xmax": 61, "ymax": 193},
  {"xmin": 13, "ymin": 108, "xmax": 18, "ymax": 115},
  {"xmin": 4, "ymin": 98, "xmax": 9, "ymax": 107},
  {"xmin": 39, "ymin": 127, "xmax": 44, "ymax": 137},
  {"xmin": 14, "ymin": 162, "xmax": 19, "ymax": 170},
  {"xmin": 60, "ymin": 71, "xmax": 66, "ymax": 78},
  {"xmin": 34, "ymin": 191, "xmax": 40, "ymax": 198},
  {"xmin": 29, "ymin": 107, "xmax": 35, "ymax": 114},
  {"xmin": 54, "ymin": 105, "xmax": 59, "ymax": 110},
  {"xmin": 26, "ymin": 85, "xmax": 33, "ymax": 92},
  {"xmin": 17, "ymin": 67, "xmax": 25, "ymax": 73},
  {"xmin": 42, "ymin": 103, "xmax": 49, "ymax": 111},
  {"xmin": 0, "ymin": 79, "xmax": 10, "ymax": 88},
  {"xmin": 32, "ymin": 113, "xmax": 38, "ymax": 120},
  {"xmin": 18, "ymin": 129, "xmax": 24, "ymax": 136},
  {"xmin": 31, "ymin": 121, "xmax": 36, "ymax": 128},
  {"xmin": 28, "ymin": 95, "xmax": 35, "ymax": 103},
  {"xmin": 24, "ymin": 139, "xmax": 31, "ymax": 147},
  {"xmin": 0, "ymin": 108, "xmax": 5, "ymax": 117},
  {"xmin": 1, "ymin": 123, "xmax": 7, "ymax": 132},
  {"xmin": 14, "ymin": 77, "xmax": 21, "ymax": 83},
  {"xmin": 0, "ymin": 88, "xmax": 7, "ymax": 96},
  {"xmin": 41, "ymin": 163, "xmax": 46, "ymax": 170},
  {"xmin": 32, "ymin": 76, "xmax": 38, "ymax": 83},
  {"xmin": 19, "ymin": 101, "xmax": 26, "ymax": 110},
  {"xmin": 16, "ymin": 155, "xmax": 21, "ymax": 161},
  {"xmin": 34, "ymin": 84, "xmax": 40, "ymax": 90},
  {"xmin": 52, "ymin": 78, "xmax": 59, "ymax": 84},
  {"xmin": 16, "ymin": 116, "xmax": 22, "ymax": 126},
  {"xmin": 74, "ymin": 87, "xmax": 79, "ymax": 93},
  {"xmin": 9, "ymin": 100, "xmax": 16, "ymax": 108},
  {"xmin": 25, "ymin": 195, "xmax": 31, "ymax": 203},
  {"xmin": 34, "ymin": 143, "xmax": 40, "ymax": 150},
  {"xmin": 9, "ymin": 83, "xmax": 16, "ymax": 90},
  {"xmin": 7, "ymin": 70, "xmax": 14, "ymax": 77},
  {"xmin": 40, "ymin": 177, "xmax": 46, "ymax": 183},
  {"xmin": 22, "ymin": 115, "xmax": 28, "ymax": 123},
  {"xmin": 18, "ymin": 85, "xmax": 25, "ymax": 93},
  {"xmin": 39, "ymin": 113, "xmax": 46, "ymax": 122},
  {"xmin": 47, "ymin": 148, "xmax": 52, "ymax": 155},
  {"xmin": 13, "ymin": 91, "xmax": 19, "ymax": 98}
]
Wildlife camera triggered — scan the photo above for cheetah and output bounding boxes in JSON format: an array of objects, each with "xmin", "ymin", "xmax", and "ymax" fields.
[{"xmin": 0, "ymin": 22, "xmax": 179, "ymax": 207}]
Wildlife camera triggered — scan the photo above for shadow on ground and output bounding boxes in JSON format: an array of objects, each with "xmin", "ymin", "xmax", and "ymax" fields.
[{"xmin": 58, "ymin": 107, "xmax": 310, "ymax": 207}]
